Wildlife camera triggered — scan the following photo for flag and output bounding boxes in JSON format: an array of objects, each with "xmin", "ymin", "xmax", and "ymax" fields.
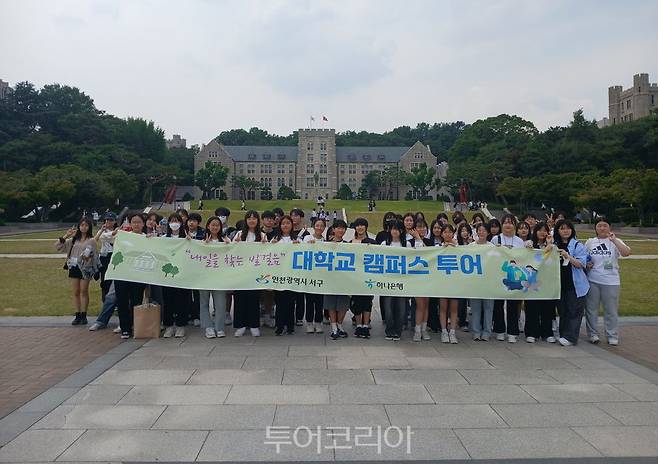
[{"xmin": 322, "ymin": 116, "xmax": 328, "ymax": 121}]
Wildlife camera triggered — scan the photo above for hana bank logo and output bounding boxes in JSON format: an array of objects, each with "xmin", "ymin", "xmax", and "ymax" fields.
[
  {"xmin": 256, "ymin": 274, "xmax": 272, "ymax": 284},
  {"xmin": 365, "ymin": 279, "xmax": 375, "ymax": 289}
]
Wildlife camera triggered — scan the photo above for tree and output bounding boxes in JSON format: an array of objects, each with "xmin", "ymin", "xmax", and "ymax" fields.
[
  {"xmin": 195, "ymin": 161, "xmax": 229, "ymax": 199},
  {"xmin": 336, "ymin": 184, "xmax": 353, "ymax": 200},
  {"xmin": 162, "ymin": 263, "xmax": 174, "ymax": 277},
  {"xmin": 111, "ymin": 252, "xmax": 124, "ymax": 269},
  {"xmin": 361, "ymin": 171, "xmax": 381, "ymax": 199},
  {"xmin": 277, "ymin": 185, "xmax": 298, "ymax": 200},
  {"xmin": 405, "ymin": 163, "xmax": 435, "ymax": 200}
]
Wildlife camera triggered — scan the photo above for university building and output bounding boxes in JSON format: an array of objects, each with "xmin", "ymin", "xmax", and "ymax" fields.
[
  {"xmin": 605, "ymin": 73, "xmax": 658, "ymax": 126},
  {"xmin": 194, "ymin": 128, "xmax": 444, "ymax": 200}
]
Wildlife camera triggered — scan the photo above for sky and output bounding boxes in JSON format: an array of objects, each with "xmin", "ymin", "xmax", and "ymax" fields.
[{"xmin": 2, "ymin": 0, "xmax": 658, "ymax": 147}]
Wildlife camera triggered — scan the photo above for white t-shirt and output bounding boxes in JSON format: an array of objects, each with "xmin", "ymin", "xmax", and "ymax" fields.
[
  {"xmin": 493, "ymin": 234, "xmax": 525, "ymax": 249},
  {"xmin": 303, "ymin": 234, "xmax": 324, "ymax": 243},
  {"xmin": 469, "ymin": 240, "xmax": 494, "ymax": 247},
  {"xmin": 585, "ymin": 237, "xmax": 626, "ymax": 286},
  {"xmin": 233, "ymin": 231, "xmax": 265, "ymax": 243},
  {"xmin": 275, "ymin": 236, "xmax": 295, "ymax": 244}
]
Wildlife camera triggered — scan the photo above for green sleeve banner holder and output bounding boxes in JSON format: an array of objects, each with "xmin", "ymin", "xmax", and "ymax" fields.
[{"xmin": 106, "ymin": 231, "xmax": 560, "ymax": 300}]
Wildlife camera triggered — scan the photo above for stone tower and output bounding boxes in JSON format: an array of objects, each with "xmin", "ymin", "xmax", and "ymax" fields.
[{"xmin": 295, "ymin": 128, "xmax": 337, "ymax": 200}]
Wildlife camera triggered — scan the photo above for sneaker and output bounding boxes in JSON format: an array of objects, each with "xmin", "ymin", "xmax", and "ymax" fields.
[
  {"xmin": 314, "ymin": 323, "xmax": 323, "ymax": 334},
  {"xmin": 608, "ymin": 337, "xmax": 619, "ymax": 346},
  {"xmin": 216, "ymin": 330, "xmax": 226, "ymax": 338},
  {"xmin": 496, "ymin": 333, "xmax": 506, "ymax": 341},
  {"xmin": 589, "ymin": 334, "xmax": 600, "ymax": 344},
  {"xmin": 461, "ymin": 325, "xmax": 470, "ymax": 332},
  {"xmin": 441, "ymin": 331, "xmax": 450, "ymax": 343},
  {"xmin": 354, "ymin": 326, "xmax": 363, "ymax": 338},
  {"xmin": 286, "ymin": 330, "xmax": 294, "ymax": 335},
  {"xmin": 163, "ymin": 326, "xmax": 175, "ymax": 338},
  {"xmin": 120, "ymin": 331, "xmax": 131, "ymax": 339},
  {"xmin": 508, "ymin": 335, "xmax": 518, "ymax": 343},
  {"xmin": 296, "ymin": 319, "xmax": 304, "ymax": 327},
  {"xmin": 481, "ymin": 335, "xmax": 490, "ymax": 341},
  {"xmin": 113, "ymin": 326, "xmax": 122, "ymax": 334},
  {"xmin": 267, "ymin": 317, "xmax": 276, "ymax": 328},
  {"xmin": 385, "ymin": 335, "xmax": 393, "ymax": 341},
  {"xmin": 205, "ymin": 327, "xmax": 216, "ymax": 339},
  {"xmin": 473, "ymin": 334, "xmax": 481, "ymax": 341},
  {"xmin": 526, "ymin": 336, "xmax": 536, "ymax": 343},
  {"xmin": 275, "ymin": 328, "xmax": 283, "ymax": 336},
  {"xmin": 88, "ymin": 322, "xmax": 104, "ymax": 331},
  {"xmin": 449, "ymin": 331, "xmax": 458, "ymax": 344},
  {"xmin": 413, "ymin": 331, "xmax": 422, "ymax": 342},
  {"xmin": 225, "ymin": 313, "xmax": 233, "ymax": 325},
  {"xmin": 306, "ymin": 324, "xmax": 315, "ymax": 334},
  {"xmin": 558, "ymin": 337, "xmax": 573, "ymax": 346},
  {"xmin": 331, "ymin": 331, "xmax": 340, "ymax": 340},
  {"xmin": 250, "ymin": 327, "xmax": 261, "ymax": 337},
  {"xmin": 234, "ymin": 327, "xmax": 246, "ymax": 337},
  {"xmin": 338, "ymin": 329, "xmax": 348, "ymax": 338},
  {"xmin": 546, "ymin": 336, "xmax": 557, "ymax": 343},
  {"xmin": 392, "ymin": 335, "xmax": 401, "ymax": 341},
  {"xmin": 362, "ymin": 327, "xmax": 371, "ymax": 339},
  {"xmin": 421, "ymin": 330, "xmax": 431, "ymax": 341},
  {"xmin": 174, "ymin": 327, "xmax": 185, "ymax": 338}
]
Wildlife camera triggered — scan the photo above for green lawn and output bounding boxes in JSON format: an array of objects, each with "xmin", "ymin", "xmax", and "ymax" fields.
[
  {"xmin": 1, "ymin": 258, "xmax": 655, "ymax": 317},
  {"xmin": 1, "ymin": 229, "xmax": 68, "ymax": 240}
]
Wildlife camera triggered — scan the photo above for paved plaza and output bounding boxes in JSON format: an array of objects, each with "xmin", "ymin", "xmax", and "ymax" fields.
[{"xmin": 0, "ymin": 313, "xmax": 657, "ymax": 463}]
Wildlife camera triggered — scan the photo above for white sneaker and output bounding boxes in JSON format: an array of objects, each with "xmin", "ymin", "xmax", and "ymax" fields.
[
  {"xmin": 225, "ymin": 313, "xmax": 233, "ymax": 325},
  {"xmin": 496, "ymin": 333, "xmax": 506, "ymax": 341},
  {"xmin": 175, "ymin": 326, "xmax": 185, "ymax": 338},
  {"xmin": 473, "ymin": 334, "xmax": 481, "ymax": 341},
  {"xmin": 608, "ymin": 337, "xmax": 619, "ymax": 346},
  {"xmin": 413, "ymin": 331, "xmax": 422, "ymax": 342},
  {"xmin": 481, "ymin": 335, "xmax": 490, "ymax": 341},
  {"xmin": 250, "ymin": 327, "xmax": 261, "ymax": 337},
  {"xmin": 205, "ymin": 327, "xmax": 216, "ymax": 339},
  {"xmin": 234, "ymin": 327, "xmax": 246, "ymax": 337},
  {"xmin": 449, "ymin": 330, "xmax": 458, "ymax": 344},
  {"xmin": 113, "ymin": 326, "xmax": 122, "ymax": 334},
  {"xmin": 589, "ymin": 334, "xmax": 600, "ymax": 344},
  {"xmin": 421, "ymin": 330, "xmax": 431, "ymax": 341},
  {"xmin": 268, "ymin": 317, "xmax": 276, "ymax": 328},
  {"xmin": 526, "ymin": 336, "xmax": 536, "ymax": 343},
  {"xmin": 89, "ymin": 322, "xmax": 103, "ymax": 331},
  {"xmin": 163, "ymin": 326, "xmax": 175, "ymax": 338},
  {"xmin": 306, "ymin": 324, "xmax": 315, "ymax": 334},
  {"xmin": 441, "ymin": 331, "xmax": 450, "ymax": 343},
  {"xmin": 546, "ymin": 336, "xmax": 557, "ymax": 343},
  {"xmin": 314, "ymin": 323, "xmax": 323, "ymax": 334},
  {"xmin": 508, "ymin": 335, "xmax": 518, "ymax": 343},
  {"xmin": 216, "ymin": 330, "xmax": 225, "ymax": 338},
  {"xmin": 558, "ymin": 337, "xmax": 573, "ymax": 346},
  {"xmin": 193, "ymin": 319, "xmax": 201, "ymax": 327}
]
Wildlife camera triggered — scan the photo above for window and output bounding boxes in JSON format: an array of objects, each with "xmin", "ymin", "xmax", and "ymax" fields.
[
  {"xmin": 363, "ymin": 154, "xmax": 371, "ymax": 161},
  {"xmin": 277, "ymin": 164, "xmax": 285, "ymax": 174},
  {"xmin": 320, "ymin": 164, "xmax": 327, "ymax": 174},
  {"xmin": 349, "ymin": 164, "xmax": 356, "ymax": 174},
  {"xmin": 410, "ymin": 162, "xmax": 420, "ymax": 169},
  {"xmin": 652, "ymin": 95, "xmax": 655, "ymax": 106},
  {"xmin": 259, "ymin": 164, "xmax": 272, "ymax": 174},
  {"xmin": 277, "ymin": 177, "xmax": 284, "ymax": 187},
  {"xmin": 263, "ymin": 154, "xmax": 271, "ymax": 160},
  {"xmin": 320, "ymin": 153, "xmax": 327, "ymax": 162},
  {"xmin": 248, "ymin": 153, "xmax": 256, "ymax": 160},
  {"xmin": 377, "ymin": 154, "xmax": 385, "ymax": 160},
  {"xmin": 307, "ymin": 154, "xmax": 314, "ymax": 162},
  {"xmin": 340, "ymin": 165, "xmax": 345, "ymax": 174},
  {"xmin": 319, "ymin": 177, "xmax": 327, "ymax": 187},
  {"xmin": 247, "ymin": 190, "xmax": 256, "ymax": 200},
  {"xmin": 348, "ymin": 154, "xmax": 356, "ymax": 161},
  {"xmin": 306, "ymin": 178, "xmax": 314, "ymax": 188},
  {"xmin": 306, "ymin": 164, "xmax": 315, "ymax": 174},
  {"xmin": 247, "ymin": 164, "xmax": 255, "ymax": 174},
  {"xmin": 289, "ymin": 178, "xmax": 293, "ymax": 187},
  {"xmin": 277, "ymin": 153, "xmax": 286, "ymax": 160},
  {"xmin": 320, "ymin": 142, "xmax": 327, "ymax": 151},
  {"xmin": 239, "ymin": 165, "xmax": 244, "ymax": 175},
  {"xmin": 307, "ymin": 142, "xmax": 314, "ymax": 151},
  {"xmin": 289, "ymin": 164, "xmax": 294, "ymax": 174},
  {"xmin": 627, "ymin": 100, "xmax": 631, "ymax": 109},
  {"xmin": 414, "ymin": 152, "xmax": 423, "ymax": 159}
]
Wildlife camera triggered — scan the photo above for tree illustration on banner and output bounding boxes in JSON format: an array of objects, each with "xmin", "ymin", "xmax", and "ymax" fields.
[{"xmin": 111, "ymin": 252, "xmax": 124, "ymax": 269}]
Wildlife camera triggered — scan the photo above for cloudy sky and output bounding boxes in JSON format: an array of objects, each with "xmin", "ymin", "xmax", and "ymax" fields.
[{"xmin": 2, "ymin": 0, "xmax": 657, "ymax": 146}]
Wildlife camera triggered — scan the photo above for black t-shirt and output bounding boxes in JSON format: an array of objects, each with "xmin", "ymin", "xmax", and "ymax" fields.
[
  {"xmin": 291, "ymin": 228, "xmax": 310, "ymax": 241},
  {"xmin": 350, "ymin": 237, "xmax": 377, "ymax": 244},
  {"xmin": 375, "ymin": 230, "xmax": 389, "ymax": 244},
  {"xmin": 557, "ymin": 242, "xmax": 575, "ymax": 291},
  {"xmin": 265, "ymin": 229, "xmax": 278, "ymax": 241}
]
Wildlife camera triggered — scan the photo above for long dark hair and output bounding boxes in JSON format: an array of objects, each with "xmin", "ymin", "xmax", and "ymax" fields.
[
  {"xmin": 487, "ymin": 218, "xmax": 502, "ymax": 241},
  {"xmin": 166, "ymin": 213, "xmax": 186, "ymax": 238},
  {"xmin": 127, "ymin": 213, "xmax": 147, "ymax": 234},
  {"xmin": 239, "ymin": 210, "xmax": 262, "ymax": 241},
  {"xmin": 204, "ymin": 216, "xmax": 225, "ymax": 241},
  {"xmin": 532, "ymin": 222, "xmax": 551, "ymax": 248},
  {"xmin": 73, "ymin": 217, "xmax": 93, "ymax": 243},
  {"xmin": 430, "ymin": 219, "xmax": 442, "ymax": 243},
  {"xmin": 385, "ymin": 220, "xmax": 407, "ymax": 247},
  {"xmin": 273, "ymin": 215, "xmax": 293, "ymax": 241},
  {"xmin": 457, "ymin": 223, "xmax": 473, "ymax": 245},
  {"xmin": 553, "ymin": 219, "xmax": 576, "ymax": 246}
]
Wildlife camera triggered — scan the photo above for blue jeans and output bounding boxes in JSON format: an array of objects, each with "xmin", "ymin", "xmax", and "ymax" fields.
[
  {"xmin": 381, "ymin": 296, "xmax": 406, "ymax": 338},
  {"xmin": 95, "ymin": 283, "xmax": 117, "ymax": 326},
  {"xmin": 199, "ymin": 290, "xmax": 226, "ymax": 332},
  {"xmin": 469, "ymin": 299, "xmax": 493, "ymax": 337}
]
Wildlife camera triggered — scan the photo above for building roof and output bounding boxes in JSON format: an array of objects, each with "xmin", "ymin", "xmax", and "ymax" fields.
[
  {"xmin": 221, "ymin": 145, "xmax": 413, "ymax": 163},
  {"xmin": 223, "ymin": 146, "xmax": 299, "ymax": 162},
  {"xmin": 335, "ymin": 146, "xmax": 410, "ymax": 163}
]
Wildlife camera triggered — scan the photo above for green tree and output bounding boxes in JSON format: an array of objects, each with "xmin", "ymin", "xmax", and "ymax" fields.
[
  {"xmin": 405, "ymin": 163, "xmax": 435, "ymax": 200},
  {"xmin": 170, "ymin": 266, "xmax": 180, "ymax": 277},
  {"xmin": 195, "ymin": 161, "xmax": 229, "ymax": 199},
  {"xmin": 111, "ymin": 252, "xmax": 124, "ymax": 269},
  {"xmin": 162, "ymin": 262, "xmax": 174, "ymax": 277},
  {"xmin": 335, "ymin": 183, "xmax": 353, "ymax": 200},
  {"xmin": 361, "ymin": 171, "xmax": 381, "ymax": 199},
  {"xmin": 277, "ymin": 185, "xmax": 298, "ymax": 200}
]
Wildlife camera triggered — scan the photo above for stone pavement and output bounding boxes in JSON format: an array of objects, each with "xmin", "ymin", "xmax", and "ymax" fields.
[{"xmin": 0, "ymin": 313, "xmax": 656, "ymax": 463}]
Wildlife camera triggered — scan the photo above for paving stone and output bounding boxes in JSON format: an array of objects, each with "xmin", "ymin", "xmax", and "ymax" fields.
[
  {"xmin": 111, "ymin": 355, "xmax": 165, "ymax": 369},
  {"xmin": 327, "ymin": 356, "xmax": 410, "ymax": 369},
  {"xmin": 455, "ymin": 427, "xmax": 601, "ymax": 459},
  {"xmin": 188, "ymin": 368, "xmax": 283, "ymax": 385},
  {"xmin": 91, "ymin": 369, "xmax": 194, "ymax": 385},
  {"xmin": 226, "ymin": 385, "xmax": 330, "ymax": 404},
  {"xmin": 64, "ymin": 385, "xmax": 133, "ymax": 405},
  {"xmin": 613, "ymin": 383, "xmax": 658, "ymax": 401},
  {"xmin": 492, "ymin": 403, "xmax": 621, "ymax": 427},
  {"xmin": 58, "ymin": 429, "xmax": 207, "ymax": 462},
  {"xmin": 573, "ymin": 426, "xmax": 658, "ymax": 457},
  {"xmin": 594, "ymin": 402, "xmax": 658, "ymax": 425},
  {"xmin": 274, "ymin": 404, "xmax": 390, "ymax": 428},
  {"xmin": 244, "ymin": 356, "xmax": 325, "ymax": 369},
  {"xmin": 522, "ymin": 384, "xmax": 638, "ymax": 403},
  {"xmin": 487, "ymin": 357, "xmax": 578, "ymax": 370},
  {"xmin": 54, "ymin": 367, "xmax": 107, "ymax": 387},
  {"xmin": 406, "ymin": 356, "xmax": 493, "ymax": 369},
  {"xmin": 512, "ymin": 344, "xmax": 594, "ymax": 358},
  {"xmin": 361, "ymin": 346, "xmax": 439, "ymax": 358},
  {"xmin": 458, "ymin": 369, "xmax": 559, "ymax": 385},
  {"xmin": 153, "ymin": 405, "xmax": 276, "ymax": 430},
  {"xmin": 33, "ymin": 404, "xmax": 165, "ymax": 429},
  {"xmin": 16, "ymin": 387, "xmax": 79, "ymax": 412},
  {"xmin": 210, "ymin": 345, "xmax": 290, "ymax": 357},
  {"xmin": 118, "ymin": 385, "xmax": 231, "ymax": 405},
  {"xmin": 157, "ymin": 356, "xmax": 246, "ymax": 369},
  {"xmin": 372, "ymin": 369, "xmax": 467, "ymax": 385},
  {"xmin": 330, "ymin": 385, "xmax": 433, "ymax": 404},
  {"xmin": 289, "ymin": 346, "xmax": 364, "ymax": 357},
  {"xmin": 426, "ymin": 384, "xmax": 538, "ymax": 404},
  {"xmin": 565, "ymin": 356, "xmax": 621, "ymax": 369},
  {"xmin": 0, "ymin": 429, "xmax": 84, "ymax": 462},
  {"xmin": 0, "ymin": 411, "xmax": 46, "ymax": 447},
  {"xmin": 283, "ymin": 369, "xmax": 374, "ymax": 385},
  {"xmin": 386, "ymin": 404, "xmax": 507, "ymax": 428},
  {"xmin": 542, "ymin": 368, "xmax": 650, "ymax": 384}
]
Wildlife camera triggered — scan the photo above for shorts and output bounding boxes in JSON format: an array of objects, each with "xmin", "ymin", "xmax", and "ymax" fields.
[
  {"xmin": 350, "ymin": 295, "xmax": 373, "ymax": 315},
  {"xmin": 323, "ymin": 294, "xmax": 350, "ymax": 311},
  {"xmin": 68, "ymin": 266, "xmax": 84, "ymax": 279}
]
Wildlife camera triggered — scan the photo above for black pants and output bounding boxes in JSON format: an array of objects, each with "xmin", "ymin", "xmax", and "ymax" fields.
[
  {"xmin": 525, "ymin": 300, "xmax": 556, "ymax": 339},
  {"xmin": 234, "ymin": 290, "xmax": 261, "ymax": 328},
  {"xmin": 99, "ymin": 254, "xmax": 113, "ymax": 302},
  {"xmin": 275, "ymin": 290, "xmax": 296, "ymax": 331},
  {"xmin": 162, "ymin": 287, "xmax": 190, "ymax": 327},
  {"xmin": 558, "ymin": 289, "xmax": 585, "ymax": 344},
  {"xmin": 305, "ymin": 293, "xmax": 324, "ymax": 323},
  {"xmin": 115, "ymin": 280, "xmax": 146, "ymax": 334},
  {"xmin": 428, "ymin": 298, "xmax": 441, "ymax": 331},
  {"xmin": 382, "ymin": 296, "xmax": 406, "ymax": 337},
  {"xmin": 493, "ymin": 300, "xmax": 519, "ymax": 336},
  {"xmin": 190, "ymin": 290, "xmax": 200, "ymax": 321},
  {"xmin": 294, "ymin": 292, "xmax": 306, "ymax": 321},
  {"xmin": 458, "ymin": 298, "xmax": 468, "ymax": 327}
]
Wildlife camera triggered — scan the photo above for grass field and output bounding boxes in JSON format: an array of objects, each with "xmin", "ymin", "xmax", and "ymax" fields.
[{"xmin": 0, "ymin": 258, "xmax": 656, "ymax": 317}]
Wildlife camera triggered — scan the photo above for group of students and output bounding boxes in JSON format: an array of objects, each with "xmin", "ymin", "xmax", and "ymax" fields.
[{"xmin": 56, "ymin": 205, "xmax": 630, "ymax": 346}]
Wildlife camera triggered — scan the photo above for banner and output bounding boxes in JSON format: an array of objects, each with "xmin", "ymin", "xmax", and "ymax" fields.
[{"xmin": 105, "ymin": 232, "xmax": 560, "ymax": 300}]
